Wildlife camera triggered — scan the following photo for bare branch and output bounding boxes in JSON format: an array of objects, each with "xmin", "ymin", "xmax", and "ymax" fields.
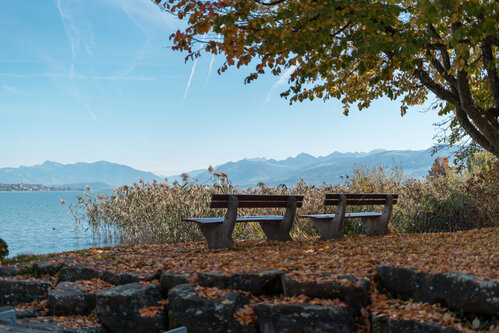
[
  {"xmin": 481, "ymin": 41, "xmax": 499, "ymax": 109},
  {"xmin": 455, "ymin": 106, "xmax": 499, "ymax": 155},
  {"xmin": 254, "ymin": 0, "xmax": 287, "ymax": 6},
  {"xmin": 427, "ymin": 50, "xmax": 457, "ymax": 90},
  {"xmin": 413, "ymin": 67, "xmax": 460, "ymax": 106}
]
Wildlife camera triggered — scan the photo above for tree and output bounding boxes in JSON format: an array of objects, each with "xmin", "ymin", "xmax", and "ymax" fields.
[
  {"xmin": 154, "ymin": 0, "xmax": 499, "ymax": 159},
  {"xmin": 428, "ymin": 156, "xmax": 453, "ymax": 178}
]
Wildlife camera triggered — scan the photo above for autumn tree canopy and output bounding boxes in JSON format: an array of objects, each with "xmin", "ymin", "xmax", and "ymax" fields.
[{"xmin": 154, "ymin": 0, "xmax": 499, "ymax": 159}]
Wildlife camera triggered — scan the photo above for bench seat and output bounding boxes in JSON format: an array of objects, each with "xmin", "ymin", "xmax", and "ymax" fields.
[
  {"xmin": 183, "ymin": 215, "xmax": 285, "ymax": 224},
  {"xmin": 300, "ymin": 212, "xmax": 382, "ymax": 220}
]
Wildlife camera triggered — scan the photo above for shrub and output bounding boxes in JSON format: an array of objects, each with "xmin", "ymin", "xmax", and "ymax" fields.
[{"xmin": 0, "ymin": 238, "xmax": 9, "ymax": 260}]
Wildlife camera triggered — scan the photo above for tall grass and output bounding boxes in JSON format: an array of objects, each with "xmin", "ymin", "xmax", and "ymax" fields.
[{"xmin": 68, "ymin": 160, "xmax": 498, "ymax": 245}]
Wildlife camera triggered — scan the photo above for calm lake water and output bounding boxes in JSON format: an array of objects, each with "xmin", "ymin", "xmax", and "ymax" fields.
[{"xmin": 0, "ymin": 191, "xmax": 111, "ymax": 258}]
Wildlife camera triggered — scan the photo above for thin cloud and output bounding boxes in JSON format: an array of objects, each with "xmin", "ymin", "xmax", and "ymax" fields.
[
  {"xmin": 182, "ymin": 36, "xmax": 205, "ymax": 105},
  {"xmin": 56, "ymin": 0, "xmax": 79, "ymax": 75},
  {"xmin": 182, "ymin": 58, "xmax": 199, "ymax": 105},
  {"xmin": 47, "ymin": 73, "xmax": 154, "ymax": 81},
  {"xmin": 0, "ymin": 73, "xmax": 24, "ymax": 78},
  {"xmin": 2, "ymin": 85, "xmax": 22, "ymax": 95},
  {"xmin": 206, "ymin": 35, "xmax": 221, "ymax": 84},
  {"xmin": 85, "ymin": 104, "xmax": 99, "ymax": 123},
  {"xmin": 104, "ymin": 0, "xmax": 179, "ymax": 29},
  {"xmin": 265, "ymin": 65, "xmax": 297, "ymax": 103}
]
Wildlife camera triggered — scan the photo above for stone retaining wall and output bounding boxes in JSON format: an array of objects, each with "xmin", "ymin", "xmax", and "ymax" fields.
[{"xmin": 0, "ymin": 260, "xmax": 497, "ymax": 332}]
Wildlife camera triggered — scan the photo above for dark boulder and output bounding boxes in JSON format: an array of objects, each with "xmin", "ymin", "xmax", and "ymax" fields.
[
  {"xmin": 48, "ymin": 281, "xmax": 96, "ymax": 316},
  {"xmin": 198, "ymin": 270, "xmax": 284, "ymax": 296},
  {"xmin": 59, "ymin": 266, "xmax": 103, "ymax": 282},
  {"xmin": 159, "ymin": 272, "xmax": 191, "ymax": 298},
  {"xmin": 0, "ymin": 279, "xmax": 50, "ymax": 306},
  {"xmin": 282, "ymin": 274, "xmax": 371, "ymax": 313},
  {"xmin": 370, "ymin": 313, "xmax": 460, "ymax": 333},
  {"xmin": 0, "ymin": 267, "xmax": 19, "ymax": 277},
  {"xmin": 15, "ymin": 317, "xmax": 105, "ymax": 333},
  {"xmin": 376, "ymin": 265, "xmax": 499, "ymax": 316},
  {"xmin": 168, "ymin": 284, "xmax": 257, "ymax": 333},
  {"xmin": 254, "ymin": 302, "xmax": 355, "ymax": 333},
  {"xmin": 32, "ymin": 260, "xmax": 64, "ymax": 276},
  {"xmin": 95, "ymin": 282, "xmax": 167, "ymax": 333},
  {"xmin": 101, "ymin": 270, "xmax": 141, "ymax": 285},
  {"xmin": 0, "ymin": 326, "xmax": 49, "ymax": 332}
]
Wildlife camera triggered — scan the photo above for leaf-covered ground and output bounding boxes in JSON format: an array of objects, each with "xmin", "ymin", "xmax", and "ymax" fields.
[{"xmin": 2, "ymin": 227, "xmax": 498, "ymax": 332}]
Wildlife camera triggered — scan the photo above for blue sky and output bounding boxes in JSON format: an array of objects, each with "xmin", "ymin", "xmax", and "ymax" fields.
[{"xmin": 0, "ymin": 0, "xmax": 443, "ymax": 176}]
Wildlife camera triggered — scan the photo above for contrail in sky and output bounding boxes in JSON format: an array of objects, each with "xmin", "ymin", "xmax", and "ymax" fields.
[
  {"xmin": 265, "ymin": 65, "xmax": 297, "ymax": 103},
  {"xmin": 182, "ymin": 36, "xmax": 205, "ymax": 105},
  {"xmin": 206, "ymin": 35, "xmax": 221, "ymax": 84}
]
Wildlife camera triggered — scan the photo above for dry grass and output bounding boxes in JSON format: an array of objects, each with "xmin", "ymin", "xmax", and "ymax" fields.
[{"xmin": 68, "ymin": 162, "xmax": 498, "ymax": 245}]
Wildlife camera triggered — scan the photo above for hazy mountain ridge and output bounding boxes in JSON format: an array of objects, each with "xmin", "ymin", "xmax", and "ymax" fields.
[
  {"xmin": 175, "ymin": 148, "xmax": 450, "ymax": 186},
  {"xmin": 1, "ymin": 148, "xmax": 450, "ymax": 189},
  {"xmin": 0, "ymin": 161, "xmax": 163, "ymax": 189}
]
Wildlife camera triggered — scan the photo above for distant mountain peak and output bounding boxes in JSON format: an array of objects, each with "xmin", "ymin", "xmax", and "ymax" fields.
[
  {"xmin": 42, "ymin": 160, "xmax": 63, "ymax": 166},
  {"xmin": 245, "ymin": 157, "xmax": 268, "ymax": 162},
  {"xmin": 295, "ymin": 152, "xmax": 314, "ymax": 159}
]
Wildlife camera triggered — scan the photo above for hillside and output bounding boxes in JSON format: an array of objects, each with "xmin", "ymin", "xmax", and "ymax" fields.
[
  {"xmin": 173, "ymin": 148, "xmax": 451, "ymax": 186},
  {"xmin": 0, "ymin": 161, "xmax": 163, "ymax": 189}
]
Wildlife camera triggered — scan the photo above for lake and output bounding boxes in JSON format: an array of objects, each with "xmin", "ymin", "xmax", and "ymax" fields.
[{"xmin": 0, "ymin": 191, "xmax": 111, "ymax": 258}]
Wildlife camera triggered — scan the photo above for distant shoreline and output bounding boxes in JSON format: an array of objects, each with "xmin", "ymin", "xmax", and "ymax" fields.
[{"xmin": 0, "ymin": 183, "xmax": 83, "ymax": 191}]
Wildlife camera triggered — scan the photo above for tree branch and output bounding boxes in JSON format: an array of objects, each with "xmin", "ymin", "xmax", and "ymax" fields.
[
  {"xmin": 254, "ymin": 0, "xmax": 287, "ymax": 6},
  {"xmin": 413, "ymin": 67, "xmax": 460, "ymax": 106},
  {"xmin": 455, "ymin": 106, "xmax": 499, "ymax": 155},
  {"xmin": 481, "ymin": 41, "xmax": 499, "ymax": 109},
  {"xmin": 427, "ymin": 50, "xmax": 457, "ymax": 90}
]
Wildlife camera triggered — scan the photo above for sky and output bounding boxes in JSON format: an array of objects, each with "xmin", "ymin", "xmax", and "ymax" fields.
[{"xmin": 0, "ymin": 0, "xmax": 443, "ymax": 176}]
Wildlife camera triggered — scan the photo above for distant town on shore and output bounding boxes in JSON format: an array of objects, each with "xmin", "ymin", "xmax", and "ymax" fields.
[{"xmin": 0, "ymin": 183, "xmax": 76, "ymax": 192}]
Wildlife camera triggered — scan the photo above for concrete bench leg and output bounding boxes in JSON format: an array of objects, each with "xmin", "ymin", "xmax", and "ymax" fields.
[
  {"xmin": 259, "ymin": 197, "xmax": 296, "ymax": 241},
  {"xmin": 362, "ymin": 195, "xmax": 393, "ymax": 235},
  {"xmin": 199, "ymin": 196, "xmax": 238, "ymax": 249},
  {"xmin": 312, "ymin": 218, "xmax": 344, "ymax": 240},
  {"xmin": 312, "ymin": 194, "xmax": 346, "ymax": 240}
]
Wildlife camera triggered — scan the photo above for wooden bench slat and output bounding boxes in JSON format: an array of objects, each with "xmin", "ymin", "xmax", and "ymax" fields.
[
  {"xmin": 212, "ymin": 194, "xmax": 304, "ymax": 202},
  {"xmin": 325, "ymin": 193, "xmax": 398, "ymax": 200},
  {"xmin": 182, "ymin": 217, "xmax": 224, "ymax": 224},
  {"xmin": 210, "ymin": 201, "xmax": 303, "ymax": 208},
  {"xmin": 182, "ymin": 215, "xmax": 284, "ymax": 224},
  {"xmin": 324, "ymin": 199, "xmax": 398, "ymax": 206},
  {"xmin": 301, "ymin": 212, "xmax": 383, "ymax": 220}
]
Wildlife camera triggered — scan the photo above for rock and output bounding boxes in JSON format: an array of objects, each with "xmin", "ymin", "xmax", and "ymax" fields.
[
  {"xmin": 32, "ymin": 260, "xmax": 64, "ymax": 276},
  {"xmin": 254, "ymin": 303, "xmax": 355, "ymax": 333},
  {"xmin": 282, "ymin": 274, "xmax": 371, "ymax": 313},
  {"xmin": 0, "ymin": 326, "xmax": 49, "ymax": 333},
  {"xmin": 198, "ymin": 270, "xmax": 284, "ymax": 296},
  {"xmin": 168, "ymin": 284, "xmax": 257, "ymax": 333},
  {"xmin": 0, "ymin": 267, "xmax": 18, "ymax": 277},
  {"xmin": 15, "ymin": 317, "xmax": 105, "ymax": 333},
  {"xmin": 95, "ymin": 282, "xmax": 166, "ymax": 333},
  {"xmin": 160, "ymin": 272, "xmax": 191, "ymax": 298},
  {"xmin": 48, "ymin": 281, "xmax": 96, "ymax": 316},
  {"xmin": 101, "ymin": 271, "xmax": 141, "ymax": 285},
  {"xmin": 0, "ymin": 279, "xmax": 50, "ymax": 306},
  {"xmin": 370, "ymin": 313, "xmax": 460, "ymax": 333},
  {"xmin": 376, "ymin": 265, "xmax": 499, "ymax": 315},
  {"xmin": 59, "ymin": 266, "xmax": 103, "ymax": 282}
]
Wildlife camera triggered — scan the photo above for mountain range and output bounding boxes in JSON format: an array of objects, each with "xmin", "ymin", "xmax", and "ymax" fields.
[
  {"xmin": 0, "ymin": 161, "xmax": 162, "ymax": 189},
  {"xmin": 0, "ymin": 148, "xmax": 449, "ymax": 189},
  {"xmin": 171, "ymin": 148, "xmax": 451, "ymax": 187}
]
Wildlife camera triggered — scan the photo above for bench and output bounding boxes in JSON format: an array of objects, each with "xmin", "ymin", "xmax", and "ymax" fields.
[
  {"xmin": 183, "ymin": 194, "xmax": 304, "ymax": 249},
  {"xmin": 301, "ymin": 193, "xmax": 398, "ymax": 239},
  {"xmin": 0, "ymin": 308, "xmax": 16, "ymax": 326}
]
